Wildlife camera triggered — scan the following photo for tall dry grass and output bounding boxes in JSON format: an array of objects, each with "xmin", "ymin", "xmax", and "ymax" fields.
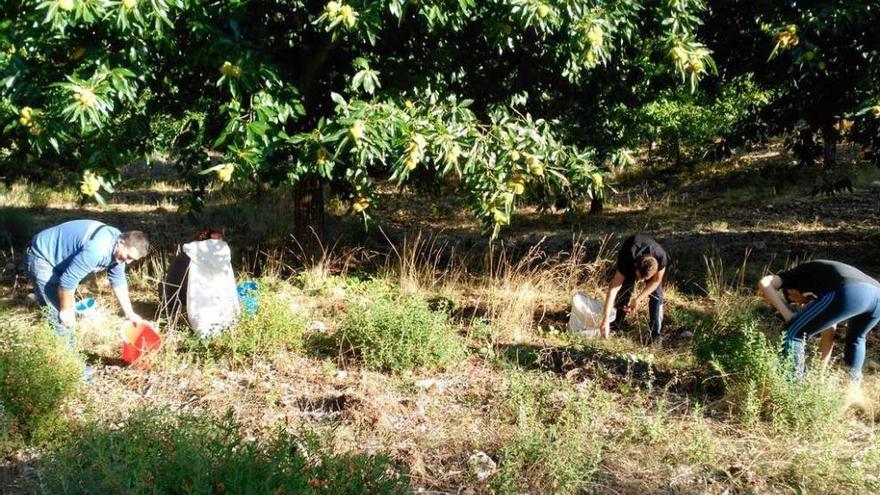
[
  {"xmin": 248, "ymin": 231, "xmax": 620, "ymax": 344},
  {"xmin": 473, "ymin": 235, "xmax": 617, "ymax": 342},
  {"xmin": 380, "ymin": 230, "xmax": 467, "ymax": 297}
]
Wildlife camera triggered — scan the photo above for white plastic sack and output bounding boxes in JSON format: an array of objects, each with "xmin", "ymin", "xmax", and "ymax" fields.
[
  {"xmin": 183, "ymin": 239, "xmax": 240, "ymax": 337},
  {"xmin": 568, "ymin": 292, "xmax": 616, "ymax": 338}
]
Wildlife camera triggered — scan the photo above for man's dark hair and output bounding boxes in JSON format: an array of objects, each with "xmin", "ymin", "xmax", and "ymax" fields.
[
  {"xmin": 120, "ymin": 231, "xmax": 150, "ymax": 257},
  {"xmin": 636, "ymin": 255, "xmax": 659, "ymax": 280}
]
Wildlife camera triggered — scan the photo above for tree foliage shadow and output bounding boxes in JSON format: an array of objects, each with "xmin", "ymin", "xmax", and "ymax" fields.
[
  {"xmin": 496, "ymin": 342, "xmax": 723, "ymax": 400},
  {"xmin": 303, "ymin": 330, "xmax": 346, "ymax": 363},
  {"xmin": 4, "ymin": 188, "xmax": 880, "ymax": 293},
  {"xmin": 0, "ymin": 455, "xmax": 38, "ymax": 495}
]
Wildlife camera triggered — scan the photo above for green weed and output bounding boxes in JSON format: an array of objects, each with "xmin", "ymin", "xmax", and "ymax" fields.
[
  {"xmin": 34, "ymin": 408, "xmax": 408, "ymax": 495},
  {"xmin": 492, "ymin": 374, "xmax": 605, "ymax": 494},
  {"xmin": 626, "ymin": 397, "xmax": 671, "ymax": 445},
  {"xmin": 693, "ymin": 300, "xmax": 846, "ymax": 437},
  {"xmin": 336, "ymin": 284, "xmax": 466, "ymax": 372},
  {"xmin": 0, "ymin": 313, "xmax": 82, "ymax": 445},
  {"xmin": 210, "ymin": 285, "xmax": 305, "ymax": 362}
]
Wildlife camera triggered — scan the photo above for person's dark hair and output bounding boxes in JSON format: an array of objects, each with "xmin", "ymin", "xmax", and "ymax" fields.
[
  {"xmin": 120, "ymin": 231, "xmax": 150, "ymax": 257},
  {"xmin": 636, "ymin": 255, "xmax": 659, "ymax": 280},
  {"xmin": 194, "ymin": 229, "xmax": 223, "ymax": 241}
]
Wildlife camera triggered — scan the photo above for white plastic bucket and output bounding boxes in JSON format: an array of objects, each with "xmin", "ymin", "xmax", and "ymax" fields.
[{"xmin": 568, "ymin": 292, "xmax": 615, "ymax": 338}]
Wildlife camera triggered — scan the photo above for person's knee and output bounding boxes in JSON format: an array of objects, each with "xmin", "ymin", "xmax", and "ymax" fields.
[{"xmin": 649, "ymin": 293, "xmax": 664, "ymax": 311}]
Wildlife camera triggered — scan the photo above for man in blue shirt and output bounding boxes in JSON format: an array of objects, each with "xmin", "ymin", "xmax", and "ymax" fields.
[{"xmin": 26, "ymin": 219, "xmax": 150, "ymax": 345}]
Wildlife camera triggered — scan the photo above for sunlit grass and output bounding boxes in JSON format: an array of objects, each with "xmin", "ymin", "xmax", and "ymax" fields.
[{"xmin": 0, "ymin": 181, "xmax": 79, "ymax": 208}]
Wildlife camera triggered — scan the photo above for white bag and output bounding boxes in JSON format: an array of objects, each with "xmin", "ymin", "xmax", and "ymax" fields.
[
  {"xmin": 183, "ymin": 239, "xmax": 240, "ymax": 337},
  {"xmin": 568, "ymin": 292, "xmax": 616, "ymax": 338}
]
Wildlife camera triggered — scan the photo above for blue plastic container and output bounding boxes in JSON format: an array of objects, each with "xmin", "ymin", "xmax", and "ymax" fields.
[
  {"xmin": 236, "ymin": 281, "xmax": 259, "ymax": 316},
  {"xmin": 75, "ymin": 297, "xmax": 96, "ymax": 315}
]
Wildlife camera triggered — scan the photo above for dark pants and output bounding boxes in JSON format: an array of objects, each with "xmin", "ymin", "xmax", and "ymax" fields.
[
  {"xmin": 611, "ymin": 279, "xmax": 664, "ymax": 338},
  {"xmin": 26, "ymin": 248, "xmax": 75, "ymax": 348}
]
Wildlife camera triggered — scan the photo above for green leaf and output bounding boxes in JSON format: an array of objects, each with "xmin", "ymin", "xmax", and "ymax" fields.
[
  {"xmin": 330, "ymin": 92, "xmax": 347, "ymax": 109},
  {"xmin": 247, "ymin": 121, "xmax": 269, "ymax": 138}
]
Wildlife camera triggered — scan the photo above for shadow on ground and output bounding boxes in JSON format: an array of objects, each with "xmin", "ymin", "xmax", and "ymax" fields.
[
  {"xmin": 496, "ymin": 342, "xmax": 723, "ymax": 401},
  {"xmin": 2, "ymin": 174, "xmax": 879, "ymax": 290}
]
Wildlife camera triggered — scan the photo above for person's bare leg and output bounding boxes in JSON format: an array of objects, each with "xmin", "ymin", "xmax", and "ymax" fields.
[{"xmin": 819, "ymin": 326, "xmax": 836, "ymax": 367}]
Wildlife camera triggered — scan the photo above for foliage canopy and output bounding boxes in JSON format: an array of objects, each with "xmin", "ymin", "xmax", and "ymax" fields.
[
  {"xmin": 2, "ymin": 0, "xmax": 717, "ymax": 234},
  {"xmin": 2, "ymin": 1, "xmax": 878, "ymax": 234}
]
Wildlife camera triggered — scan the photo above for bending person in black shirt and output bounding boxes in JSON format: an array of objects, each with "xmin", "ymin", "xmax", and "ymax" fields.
[
  {"xmin": 598, "ymin": 234, "xmax": 668, "ymax": 341},
  {"xmin": 758, "ymin": 260, "xmax": 880, "ymax": 383}
]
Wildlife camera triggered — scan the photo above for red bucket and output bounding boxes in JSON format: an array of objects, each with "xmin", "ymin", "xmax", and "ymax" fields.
[{"xmin": 120, "ymin": 321, "xmax": 161, "ymax": 366}]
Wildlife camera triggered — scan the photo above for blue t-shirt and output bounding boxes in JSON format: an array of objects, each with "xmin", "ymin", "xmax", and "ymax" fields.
[{"xmin": 30, "ymin": 219, "xmax": 127, "ymax": 290}]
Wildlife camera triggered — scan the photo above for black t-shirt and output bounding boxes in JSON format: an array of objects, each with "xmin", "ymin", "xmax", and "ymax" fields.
[
  {"xmin": 777, "ymin": 260, "xmax": 880, "ymax": 297},
  {"xmin": 616, "ymin": 234, "xmax": 668, "ymax": 280}
]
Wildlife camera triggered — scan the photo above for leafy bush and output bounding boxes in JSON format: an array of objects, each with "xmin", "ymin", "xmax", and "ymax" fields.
[
  {"xmin": 337, "ymin": 286, "xmax": 466, "ymax": 372},
  {"xmin": 693, "ymin": 301, "xmax": 846, "ymax": 436},
  {"xmin": 492, "ymin": 374, "xmax": 605, "ymax": 494},
  {"xmin": 211, "ymin": 286, "xmax": 305, "ymax": 361},
  {"xmin": 0, "ymin": 313, "xmax": 82, "ymax": 441},
  {"xmin": 35, "ymin": 408, "xmax": 408, "ymax": 495},
  {"xmin": 148, "ymin": 113, "xmax": 186, "ymax": 155},
  {"xmin": 639, "ymin": 75, "xmax": 773, "ymax": 164}
]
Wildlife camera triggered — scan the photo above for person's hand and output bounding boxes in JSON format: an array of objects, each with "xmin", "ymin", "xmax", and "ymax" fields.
[
  {"xmin": 781, "ymin": 306, "xmax": 795, "ymax": 323},
  {"xmin": 598, "ymin": 319, "xmax": 610, "ymax": 339},
  {"xmin": 59, "ymin": 308, "xmax": 76, "ymax": 327},
  {"xmin": 625, "ymin": 297, "xmax": 642, "ymax": 313},
  {"xmin": 125, "ymin": 312, "xmax": 143, "ymax": 325}
]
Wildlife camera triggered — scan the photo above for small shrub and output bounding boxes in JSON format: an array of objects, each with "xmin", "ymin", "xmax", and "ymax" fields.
[
  {"xmin": 344, "ymin": 277, "xmax": 398, "ymax": 298},
  {"xmin": 337, "ymin": 287, "xmax": 466, "ymax": 372},
  {"xmin": 693, "ymin": 301, "xmax": 846, "ymax": 436},
  {"xmin": 492, "ymin": 374, "xmax": 605, "ymax": 494},
  {"xmin": 0, "ymin": 313, "xmax": 82, "ymax": 441},
  {"xmin": 35, "ymin": 408, "xmax": 409, "ymax": 495},
  {"xmin": 212, "ymin": 286, "xmax": 305, "ymax": 361},
  {"xmin": 692, "ymin": 301, "xmax": 771, "ymax": 385},
  {"xmin": 666, "ymin": 304, "xmax": 709, "ymax": 336}
]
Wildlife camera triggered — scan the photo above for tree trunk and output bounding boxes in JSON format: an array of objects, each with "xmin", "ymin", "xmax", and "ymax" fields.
[
  {"xmin": 673, "ymin": 138, "xmax": 682, "ymax": 168},
  {"xmin": 291, "ymin": 176, "xmax": 325, "ymax": 262},
  {"xmin": 299, "ymin": 40, "xmax": 333, "ymax": 109},
  {"xmin": 821, "ymin": 125, "xmax": 838, "ymax": 168}
]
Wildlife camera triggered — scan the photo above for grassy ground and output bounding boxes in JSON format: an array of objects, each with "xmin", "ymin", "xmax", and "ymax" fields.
[{"xmin": 2, "ymin": 144, "xmax": 880, "ymax": 494}]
